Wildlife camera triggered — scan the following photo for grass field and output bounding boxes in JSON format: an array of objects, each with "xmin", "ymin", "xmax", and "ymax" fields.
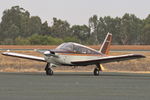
[
  {"xmin": 0, "ymin": 45, "xmax": 150, "ymax": 72},
  {"xmin": 1, "ymin": 45, "xmax": 150, "ymax": 50}
]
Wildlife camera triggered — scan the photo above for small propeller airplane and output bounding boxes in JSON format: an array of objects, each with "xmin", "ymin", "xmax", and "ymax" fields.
[{"xmin": 2, "ymin": 33, "xmax": 145, "ymax": 76}]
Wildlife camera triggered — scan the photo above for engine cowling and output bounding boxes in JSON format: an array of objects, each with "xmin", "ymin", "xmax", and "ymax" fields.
[{"xmin": 44, "ymin": 51, "xmax": 58, "ymax": 57}]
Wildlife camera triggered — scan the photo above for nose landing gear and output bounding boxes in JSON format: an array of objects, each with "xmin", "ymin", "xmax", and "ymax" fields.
[{"xmin": 45, "ymin": 63, "xmax": 53, "ymax": 75}]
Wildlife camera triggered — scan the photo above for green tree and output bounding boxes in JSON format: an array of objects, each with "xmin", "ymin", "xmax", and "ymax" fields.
[
  {"xmin": 27, "ymin": 34, "xmax": 63, "ymax": 45},
  {"xmin": 28, "ymin": 16, "xmax": 42, "ymax": 36},
  {"xmin": 41, "ymin": 21, "xmax": 51, "ymax": 35},
  {"xmin": 141, "ymin": 14, "xmax": 150, "ymax": 44},
  {"xmin": 71, "ymin": 25, "xmax": 90, "ymax": 44},
  {"xmin": 89, "ymin": 15, "xmax": 99, "ymax": 44},
  {"xmin": 15, "ymin": 36, "xmax": 30, "ymax": 45},
  {"xmin": 118, "ymin": 13, "xmax": 143, "ymax": 44},
  {"xmin": 0, "ymin": 6, "xmax": 31, "ymax": 43},
  {"xmin": 51, "ymin": 17, "xmax": 70, "ymax": 38},
  {"xmin": 0, "ymin": 6, "xmax": 148, "ymax": 45}
]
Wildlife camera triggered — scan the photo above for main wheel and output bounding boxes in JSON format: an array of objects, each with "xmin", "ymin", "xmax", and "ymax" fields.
[
  {"xmin": 46, "ymin": 68, "xmax": 53, "ymax": 75},
  {"xmin": 94, "ymin": 68, "xmax": 99, "ymax": 76}
]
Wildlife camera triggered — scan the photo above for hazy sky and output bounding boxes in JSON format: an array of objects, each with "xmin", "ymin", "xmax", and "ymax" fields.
[{"xmin": 0, "ymin": 0, "xmax": 150, "ymax": 25}]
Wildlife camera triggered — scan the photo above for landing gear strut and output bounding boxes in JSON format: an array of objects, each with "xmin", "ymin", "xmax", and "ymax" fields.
[
  {"xmin": 93, "ymin": 64, "xmax": 102, "ymax": 76},
  {"xmin": 45, "ymin": 63, "xmax": 53, "ymax": 75}
]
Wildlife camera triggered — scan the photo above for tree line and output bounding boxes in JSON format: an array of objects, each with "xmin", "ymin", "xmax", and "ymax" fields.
[{"xmin": 0, "ymin": 6, "xmax": 150, "ymax": 45}]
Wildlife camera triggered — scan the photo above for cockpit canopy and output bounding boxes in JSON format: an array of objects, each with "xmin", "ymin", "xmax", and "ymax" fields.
[{"xmin": 56, "ymin": 42, "xmax": 100, "ymax": 54}]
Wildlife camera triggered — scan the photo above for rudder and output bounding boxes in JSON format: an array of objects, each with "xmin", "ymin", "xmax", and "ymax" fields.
[{"xmin": 99, "ymin": 33, "xmax": 112, "ymax": 55}]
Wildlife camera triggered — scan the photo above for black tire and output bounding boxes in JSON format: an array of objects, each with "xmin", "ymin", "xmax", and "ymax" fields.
[
  {"xmin": 46, "ymin": 68, "xmax": 53, "ymax": 75},
  {"xmin": 94, "ymin": 68, "xmax": 99, "ymax": 76}
]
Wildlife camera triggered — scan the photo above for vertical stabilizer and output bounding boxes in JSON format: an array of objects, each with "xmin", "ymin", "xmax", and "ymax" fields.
[{"xmin": 99, "ymin": 33, "xmax": 112, "ymax": 55}]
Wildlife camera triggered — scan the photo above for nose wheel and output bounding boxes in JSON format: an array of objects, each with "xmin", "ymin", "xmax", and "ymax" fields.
[
  {"xmin": 46, "ymin": 68, "xmax": 53, "ymax": 75},
  {"xmin": 45, "ymin": 63, "xmax": 54, "ymax": 76}
]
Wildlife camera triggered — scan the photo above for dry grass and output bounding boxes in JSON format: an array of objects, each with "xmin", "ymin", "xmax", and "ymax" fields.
[
  {"xmin": 103, "ymin": 52, "xmax": 150, "ymax": 72},
  {"xmin": 0, "ymin": 47, "xmax": 150, "ymax": 72},
  {"xmin": 1, "ymin": 45, "xmax": 150, "ymax": 50},
  {"xmin": 0, "ymin": 51, "xmax": 46, "ymax": 72},
  {"xmin": 91, "ymin": 45, "xmax": 150, "ymax": 50}
]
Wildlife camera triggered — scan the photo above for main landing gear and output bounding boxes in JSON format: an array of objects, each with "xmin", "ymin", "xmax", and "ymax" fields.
[
  {"xmin": 45, "ymin": 63, "xmax": 53, "ymax": 75},
  {"xmin": 93, "ymin": 64, "xmax": 102, "ymax": 76}
]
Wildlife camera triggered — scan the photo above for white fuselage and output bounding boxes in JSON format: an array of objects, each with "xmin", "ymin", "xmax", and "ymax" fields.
[{"xmin": 44, "ymin": 53, "xmax": 102, "ymax": 66}]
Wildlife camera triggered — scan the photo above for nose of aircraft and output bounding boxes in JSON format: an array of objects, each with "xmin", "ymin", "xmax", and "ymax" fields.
[
  {"xmin": 44, "ymin": 51, "xmax": 51, "ymax": 56},
  {"xmin": 43, "ymin": 50, "xmax": 58, "ymax": 58}
]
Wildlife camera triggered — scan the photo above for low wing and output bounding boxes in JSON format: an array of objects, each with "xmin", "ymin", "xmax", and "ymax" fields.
[
  {"xmin": 71, "ymin": 54, "xmax": 145, "ymax": 66},
  {"xmin": 2, "ymin": 52, "xmax": 46, "ymax": 62}
]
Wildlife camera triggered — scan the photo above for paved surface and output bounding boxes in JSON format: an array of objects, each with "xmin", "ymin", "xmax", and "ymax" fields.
[
  {"xmin": 0, "ymin": 72, "xmax": 150, "ymax": 100},
  {"xmin": 1, "ymin": 49, "xmax": 150, "ymax": 52}
]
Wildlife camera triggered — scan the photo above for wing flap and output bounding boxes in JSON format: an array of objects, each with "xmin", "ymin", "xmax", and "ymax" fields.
[
  {"xmin": 2, "ymin": 52, "xmax": 46, "ymax": 62},
  {"xmin": 71, "ymin": 54, "xmax": 145, "ymax": 65}
]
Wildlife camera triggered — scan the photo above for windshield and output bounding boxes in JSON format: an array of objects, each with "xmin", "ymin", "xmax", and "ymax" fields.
[
  {"xmin": 56, "ymin": 43, "xmax": 74, "ymax": 51},
  {"xmin": 56, "ymin": 42, "xmax": 100, "ymax": 54}
]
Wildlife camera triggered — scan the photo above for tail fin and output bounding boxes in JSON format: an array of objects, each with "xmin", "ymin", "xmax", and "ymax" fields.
[{"xmin": 99, "ymin": 33, "xmax": 112, "ymax": 55}]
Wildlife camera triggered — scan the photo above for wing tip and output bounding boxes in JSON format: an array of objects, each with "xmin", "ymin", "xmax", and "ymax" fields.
[
  {"xmin": 1, "ymin": 52, "xmax": 8, "ymax": 55},
  {"xmin": 134, "ymin": 54, "xmax": 146, "ymax": 58}
]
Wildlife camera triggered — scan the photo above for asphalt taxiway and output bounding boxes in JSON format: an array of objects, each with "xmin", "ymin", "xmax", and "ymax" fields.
[{"xmin": 0, "ymin": 72, "xmax": 150, "ymax": 100}]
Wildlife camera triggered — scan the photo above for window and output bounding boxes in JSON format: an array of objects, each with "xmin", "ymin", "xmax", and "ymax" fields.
[{"xmin": 56, "ymin": 42, "xmax": 100, "ymax": 54}]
